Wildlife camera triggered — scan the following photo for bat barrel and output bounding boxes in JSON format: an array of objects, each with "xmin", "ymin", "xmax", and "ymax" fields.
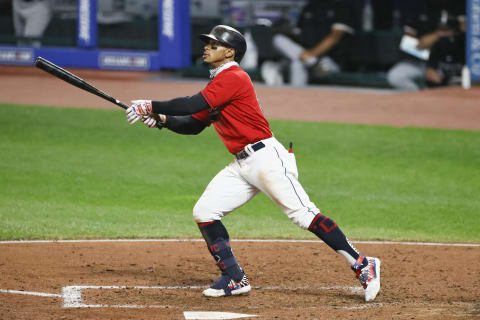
[
  {"xmin": 33, "ymin": 57, "xmax": 163, "ymax": 129},
  {"xmin": 34, "ymin": 56, "xmax": 127, "ymax": 109}
]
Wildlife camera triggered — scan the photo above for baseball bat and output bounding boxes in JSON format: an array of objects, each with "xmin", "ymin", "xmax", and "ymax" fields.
[{"xmin": 34, "ymin": 57, "xmax": 163, "ymax": 129}]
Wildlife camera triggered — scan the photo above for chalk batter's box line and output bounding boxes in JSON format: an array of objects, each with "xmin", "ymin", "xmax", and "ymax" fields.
[
  {"xmin": 1, "ymin": 286, "xmax": 381, "ymax": 313},
  {"xmin": 61, "ymin": 285, "xmax": 363, "ymax": 308}
]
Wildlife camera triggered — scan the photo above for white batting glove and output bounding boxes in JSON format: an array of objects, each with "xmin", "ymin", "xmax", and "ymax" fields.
[
  {"xmin": 126, "ymin": 99, "xmax": 153, "ymax": 124},
  {"xmin": 141, "ymin": 115, "xmax": 157, "ymax": 128},
  {"xmin": 126, "ymin": 107, "xmax": 141, "ymax": 124}
]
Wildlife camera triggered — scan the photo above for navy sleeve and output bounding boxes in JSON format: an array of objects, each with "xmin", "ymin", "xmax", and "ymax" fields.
[
  {"xmin": 164, "ymin": 115, "xmax": 207, "ymax": 135},
  {"xmin": 152, "ymin": 92, "xmax": 210, "ymax": 116}
]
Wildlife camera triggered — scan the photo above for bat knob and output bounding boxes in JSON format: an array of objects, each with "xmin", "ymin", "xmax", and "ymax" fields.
[{"xmin": 34, "ymin": 56, "xmax": 44, "ymax": 66}]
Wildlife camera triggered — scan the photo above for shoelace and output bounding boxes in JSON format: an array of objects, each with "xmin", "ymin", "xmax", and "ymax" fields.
[
  {"xmin": 353, "ymin": 257, "xmax": 371, "ymax": 289},
  {"xmin": 228, "ymin": 275, "xmax": 249, "ymax": 289}
]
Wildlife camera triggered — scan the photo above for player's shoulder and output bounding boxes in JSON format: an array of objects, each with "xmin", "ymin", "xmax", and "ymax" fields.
[
  {"xmin": 219, "ymin": 65, "xmax": 248, "ymax": 77},
  {"xmin": 220, "ymin": 65, "xmax": 252, "ymax": 84}
]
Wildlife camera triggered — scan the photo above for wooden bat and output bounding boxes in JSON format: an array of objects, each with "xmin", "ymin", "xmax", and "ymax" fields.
[{"xmin": 34, "ymin": 56, "xmax": 163, "ymax": 129}]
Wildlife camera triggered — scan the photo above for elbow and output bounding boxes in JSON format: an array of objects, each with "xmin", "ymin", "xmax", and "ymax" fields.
[{"xmin": 190, "ymin": 127, "xmax": 205, "ymax": 135}]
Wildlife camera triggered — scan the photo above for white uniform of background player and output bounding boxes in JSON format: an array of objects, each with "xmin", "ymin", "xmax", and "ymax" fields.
[
  {"xmin": 12, "ymin": 0, "xmax": 52, "ymax": 47},
  {"xmin": 263, "ymin": 0, "xmax": 354, "ymax": 87}
]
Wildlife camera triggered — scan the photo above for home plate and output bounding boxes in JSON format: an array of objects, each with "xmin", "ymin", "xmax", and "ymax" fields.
[{"xmin": 183, "ymin": 311, "xmax": 258, "ymax": 319}]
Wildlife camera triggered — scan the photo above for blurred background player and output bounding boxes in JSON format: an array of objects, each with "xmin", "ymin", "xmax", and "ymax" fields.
[
  {"xmin": 262, "ymin": 0, "xmax": 355, "ymax": 87},
  {"xmin": 424, "ymin": 11, "xmax": 466, "ymax": 88},
  {"xmin": 12, "ymin": 0, "xmax": 52, "ymax": 47},
  {"xmin": 386, "ymin": 0, "xmax": 466, "ymax": 91}
]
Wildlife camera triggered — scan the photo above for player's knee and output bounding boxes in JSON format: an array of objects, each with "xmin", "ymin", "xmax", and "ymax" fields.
[
  {"xmin": 387, "ymin": 69, "xmax": 418, "ymax": 90},
  {"xmin": 272, "ymin": 34, "xmax": 284, "ymax": 50},
  {"xmin": 192, "ymin": 202, "xmax": 207, "ymax": 223},
  {"xmin": 387, "ymin": 69, "xmax": 403, "ymax": 87},
  {"xmin": 193, "ymin": 201, "xmax": 218, "ymax": 223},
  {"xmin": 286, "ymin": 208, "xmax": 320, "ymax": 230}
]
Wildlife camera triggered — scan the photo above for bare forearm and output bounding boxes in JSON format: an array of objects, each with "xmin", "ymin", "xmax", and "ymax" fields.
[{"xmin": 310, "ymin": 30, "xmax": 344, "ymax": 57}]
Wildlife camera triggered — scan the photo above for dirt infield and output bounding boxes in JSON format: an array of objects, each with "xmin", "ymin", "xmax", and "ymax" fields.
[
  {"xmin": 1, "ymin": 240, "xmax": 479, "ymax": 319},
  {"xmin": 1, "ymin": 66, "xmax": 480, "ymax": 319}
]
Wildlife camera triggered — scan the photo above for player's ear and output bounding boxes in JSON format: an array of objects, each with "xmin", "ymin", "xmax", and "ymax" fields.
[{"xmin": 225, "ymin": 47, "xmax": 235, "ymax": 60}]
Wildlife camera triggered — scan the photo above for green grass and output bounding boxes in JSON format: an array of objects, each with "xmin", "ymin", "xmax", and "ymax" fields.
[{"xmin": 0, "ymin": 104, "xmax": 479, "ymax": 242}]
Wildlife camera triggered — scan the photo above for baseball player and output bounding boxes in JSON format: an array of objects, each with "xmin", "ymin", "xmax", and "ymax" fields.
[
  {"xmin": 12, "ymin": 0, "xmax": 53, "ymax": 47},
  {"xmin": 126, "ymin": 25, "xmax": 381, "ymax": 301}
]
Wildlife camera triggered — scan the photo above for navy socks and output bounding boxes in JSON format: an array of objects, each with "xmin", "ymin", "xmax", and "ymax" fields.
[
  {"xmin": 308, "ymin": 214, "xmax": 361, "ymax": 264},
  {"xmin": 198, "ymin": 220, "xmax": 244, "ymax": 281}
]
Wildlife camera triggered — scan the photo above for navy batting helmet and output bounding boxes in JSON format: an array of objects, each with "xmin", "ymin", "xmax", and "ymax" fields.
[{"xmin": 199, "ymin": 25, "xmax": 247, "ymax": 63}]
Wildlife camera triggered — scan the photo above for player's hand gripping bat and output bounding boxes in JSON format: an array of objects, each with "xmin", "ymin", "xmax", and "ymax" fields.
[{"xmin": 34, "ymin": 56, "xmax": 163, "ymax": 129}]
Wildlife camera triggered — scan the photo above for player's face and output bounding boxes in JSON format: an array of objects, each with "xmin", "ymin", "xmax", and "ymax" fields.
[{"xmin": 203, "ymin": 40, "xmax": 235, "ymax": 67}]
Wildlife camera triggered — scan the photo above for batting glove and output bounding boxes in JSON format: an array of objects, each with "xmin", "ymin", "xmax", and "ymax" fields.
[
  {"xmin": 126, "ymin": 100, "xmax": 153, "ymax": 124},
  {"xmin": 141, "ymin": 115, "xmax": 157, "ymax": 128}
]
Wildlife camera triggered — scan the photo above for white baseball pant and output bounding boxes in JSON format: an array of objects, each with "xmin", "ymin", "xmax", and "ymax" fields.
[
  {"xmin": 193, "ymin": 137, "xmax": 320, "ymax": 230},
  {"xmin": 272, "ymin": 34, "xmax": 340, "ymax": 86},
  {"xmin": 387, "ymin": 59, "xmax": 427, "ymax": 91}
]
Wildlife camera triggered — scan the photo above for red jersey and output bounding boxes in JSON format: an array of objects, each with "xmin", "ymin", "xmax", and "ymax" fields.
[{"xmin": 193, "ymin": 65, "xmax": 272, "ymax": 154}]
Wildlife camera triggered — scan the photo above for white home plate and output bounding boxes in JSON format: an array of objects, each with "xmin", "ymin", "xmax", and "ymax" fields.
[{"xmin": 183, "ymin": 311, "xmax": 258, "ymax": 319}]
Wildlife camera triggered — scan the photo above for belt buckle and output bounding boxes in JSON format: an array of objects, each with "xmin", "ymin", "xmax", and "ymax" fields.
[
  {"xmin": 236, "ymin": 149, "xmax": 248, "ymax": 160},
  {"xmin": 236, "ymin": 141, "xmax": 266, "ymax": 160}
]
